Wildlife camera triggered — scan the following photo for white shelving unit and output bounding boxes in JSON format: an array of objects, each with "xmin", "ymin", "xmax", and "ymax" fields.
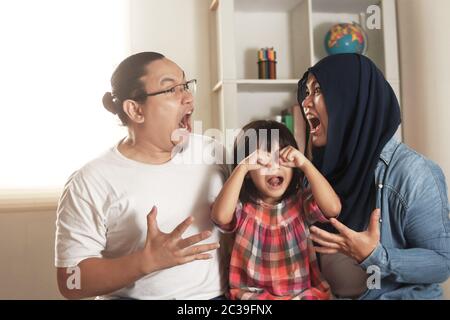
[{"xmin": 209, "ymin": 0, "xmax": 401, "ymax": 139}]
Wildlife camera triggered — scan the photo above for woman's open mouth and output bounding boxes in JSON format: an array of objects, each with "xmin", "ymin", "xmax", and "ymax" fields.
[
  {"xmin": 308, "ymin": 116, "xmax": 321, "ymax": 134},
  {"xmin": 266, "ymin": 176, "xmax": 284, "ymax": 189}
]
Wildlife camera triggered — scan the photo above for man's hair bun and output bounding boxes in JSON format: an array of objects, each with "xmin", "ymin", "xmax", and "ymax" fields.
[{"xmin": 102, "ymin": 92, "xmax": 118, "ymax": 115}]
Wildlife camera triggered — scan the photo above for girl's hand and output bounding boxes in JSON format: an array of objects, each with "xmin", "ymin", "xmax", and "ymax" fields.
[
  {"xmin": 279, "ymin": 146, "xmax": 308, "ymax": 169},
  {"xmin": 239, "ymin": 150, "xmax": 272, "ymax": 172}
]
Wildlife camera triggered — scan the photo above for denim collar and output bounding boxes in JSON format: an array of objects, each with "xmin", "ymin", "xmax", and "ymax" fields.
[{"xmin": 379, "ymin": 137, "xmax": 401, "ymax": 166}]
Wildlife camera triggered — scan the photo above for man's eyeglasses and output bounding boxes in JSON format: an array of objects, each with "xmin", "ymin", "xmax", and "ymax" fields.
[{"xmin": 140, "ymin": 79, "xmax": 197, "ymax": 99}]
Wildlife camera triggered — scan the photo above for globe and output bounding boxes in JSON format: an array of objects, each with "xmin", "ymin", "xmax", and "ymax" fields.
[{"xmin": 324, "ymin": 23, "xmax": 367, "ymax": 55}]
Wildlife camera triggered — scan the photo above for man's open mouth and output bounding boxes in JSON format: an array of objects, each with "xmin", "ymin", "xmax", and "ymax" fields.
[{"xmin": 179, "ymin": 110, "xmax": 193, "ymax": 132}]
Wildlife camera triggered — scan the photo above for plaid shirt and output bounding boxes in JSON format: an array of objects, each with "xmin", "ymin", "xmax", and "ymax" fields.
[{"xmin": 218, "ymin": 189, "xmax": 331, "ymax": 300}]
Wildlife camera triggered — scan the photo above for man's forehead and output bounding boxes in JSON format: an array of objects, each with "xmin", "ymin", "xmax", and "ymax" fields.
[
  {"xmin": 143, "ymin": 60, "xmax": 185, "ymax": 83},
  {"xmin": 159, "ymin": 71, "xmax": 186, "ymax": 84}
]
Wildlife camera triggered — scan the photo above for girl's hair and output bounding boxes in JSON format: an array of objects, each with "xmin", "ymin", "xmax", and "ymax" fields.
[
  {"xmin": 233, "ymin": 120, "xmax": 303, "ymax": 204},
  {"xmin": 102, "ymin": 52, "xmax": 165, "ymax": 125}
]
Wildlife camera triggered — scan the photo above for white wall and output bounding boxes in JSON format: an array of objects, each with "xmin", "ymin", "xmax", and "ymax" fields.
[
  {"xmin": 397, "ymin": 0, "xmax": 450, "ymax": 298},
  {"xmin": 0, "ymin": 209, "xmax": 62, "ymax": 299},
  {"xmin": 128, "ymin": 0, "xmax": 213, "ymax": 129},
  {"xmin": 397, "ymin": 0, "xmax": 450, "ymax": 176}
]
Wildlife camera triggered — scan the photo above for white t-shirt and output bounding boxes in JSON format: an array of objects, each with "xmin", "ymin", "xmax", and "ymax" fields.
[{"xmin": 55, "ymin": 134, "xmax": 229, "ymax": 299}]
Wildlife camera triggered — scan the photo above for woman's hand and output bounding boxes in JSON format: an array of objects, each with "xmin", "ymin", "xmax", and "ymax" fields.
[
  {"xmin": 309, "ymin": 209, "xmax": 381, "ymax": 263},
  {"xmin": 139, "ymin": 206, "xmax": 220, "ymax": 274},
  {"xmin": 279, "ymin": 146, "xmax": 308, "ymax": 169}
]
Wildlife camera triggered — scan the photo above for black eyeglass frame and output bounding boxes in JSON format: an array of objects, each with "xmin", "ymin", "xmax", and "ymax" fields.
[{"xmin": 139, "ymin": 79, "xmax": 197, "ymax": 99}]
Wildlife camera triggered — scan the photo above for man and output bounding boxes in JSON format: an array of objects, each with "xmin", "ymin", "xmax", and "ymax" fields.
[{"xmin": 55, "ymin": 52, "xmax": 228, "ymax": 299}]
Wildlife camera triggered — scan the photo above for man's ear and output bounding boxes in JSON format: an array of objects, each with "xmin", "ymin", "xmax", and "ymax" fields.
[{"xmin": 122, "ymin": 99, "xmax": 145, "ymax": 124}]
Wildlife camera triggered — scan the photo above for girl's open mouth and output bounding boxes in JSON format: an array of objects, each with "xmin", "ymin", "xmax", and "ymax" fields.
[{"xmin": 267, "ymin": 176, "xmax": 284, "ymax": 188}]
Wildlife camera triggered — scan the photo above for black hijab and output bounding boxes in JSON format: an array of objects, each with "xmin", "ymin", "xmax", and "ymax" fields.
[{"xmin": 298, "ymin": 54, "xmax": 401, "ymax": 232}]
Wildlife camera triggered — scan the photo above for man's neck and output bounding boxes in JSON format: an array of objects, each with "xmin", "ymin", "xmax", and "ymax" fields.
[{"xmin": 118, "ymin": 136, "xmax": 173, "ymax": 165}]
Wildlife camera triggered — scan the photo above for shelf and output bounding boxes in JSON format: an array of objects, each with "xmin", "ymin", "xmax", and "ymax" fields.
[
  {"xmin": 234, "ymin": 0, "xmax": 381, "ymax": 14},
  {"xmin": 233, "ymin": 0, "xmax": 310, "ymax": 79},
  {"xmin": 209, "ymin": 0, "xmax": 400, "ymax": 133},
  {"xmin": 234, "ymin": 0, "xmax": 305, "ymax": 12},
  {"xmin": 236, "ymin": 79, "xmax": 299, "ymax": 85},
  {"xmin": 212, "ymin": 79, "xmax": 299, "ymax": 92},
  {"xmin": 235, "ymin": 90, "xmax": 297, "ymax": 129},
  {"xmin": 312, "ymin": 0, "xmax": 381, "ymax": 14}
]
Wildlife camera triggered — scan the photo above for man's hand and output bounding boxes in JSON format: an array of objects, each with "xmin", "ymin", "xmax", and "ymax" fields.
[
  {"xmin": 309, "ymin": 209, "xmax": 381, "ymax": 263},
  {"xmin": 139, "ymin": 206, "xmax": 220, "ymax": 274}
]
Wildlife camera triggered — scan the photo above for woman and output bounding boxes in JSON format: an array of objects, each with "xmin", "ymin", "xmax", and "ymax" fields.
[
  {"xmin": 298, "ymin": 53, "xmax": 450, "ymax": 299},
  {"xmin": 55, "ymin": 52, "xmax": 227, "ymax": 299}
]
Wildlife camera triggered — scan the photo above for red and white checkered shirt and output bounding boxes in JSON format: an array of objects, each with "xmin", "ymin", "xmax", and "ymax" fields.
[{"xmin": 218, "ymin": 189, "xmax": 331, "ymax": 300}]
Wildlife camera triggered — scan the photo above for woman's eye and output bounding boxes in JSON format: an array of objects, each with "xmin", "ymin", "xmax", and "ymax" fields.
[
  {"xmin": 314, "ymin": 87, "xmax": 321, "ymax": 95},
  {"xmin": 305, "ymin": 90, "xmax": 310, "ymax": 97}
]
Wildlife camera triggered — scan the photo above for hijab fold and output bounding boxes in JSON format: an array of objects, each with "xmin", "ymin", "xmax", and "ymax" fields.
[{"xmin": 298, "ymin": 54, "xmax": 401, "ymax": 232}]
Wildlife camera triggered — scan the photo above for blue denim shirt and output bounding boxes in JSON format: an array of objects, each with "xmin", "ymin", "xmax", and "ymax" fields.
[{"xmin": 357, "ymin": 138, "xmax": 450, "ymax": 299}]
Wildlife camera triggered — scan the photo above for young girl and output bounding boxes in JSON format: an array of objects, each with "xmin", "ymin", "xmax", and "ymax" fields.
[{"xmin": 211, "ymin": 120, "xmax": 341, "ymax": 300}]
